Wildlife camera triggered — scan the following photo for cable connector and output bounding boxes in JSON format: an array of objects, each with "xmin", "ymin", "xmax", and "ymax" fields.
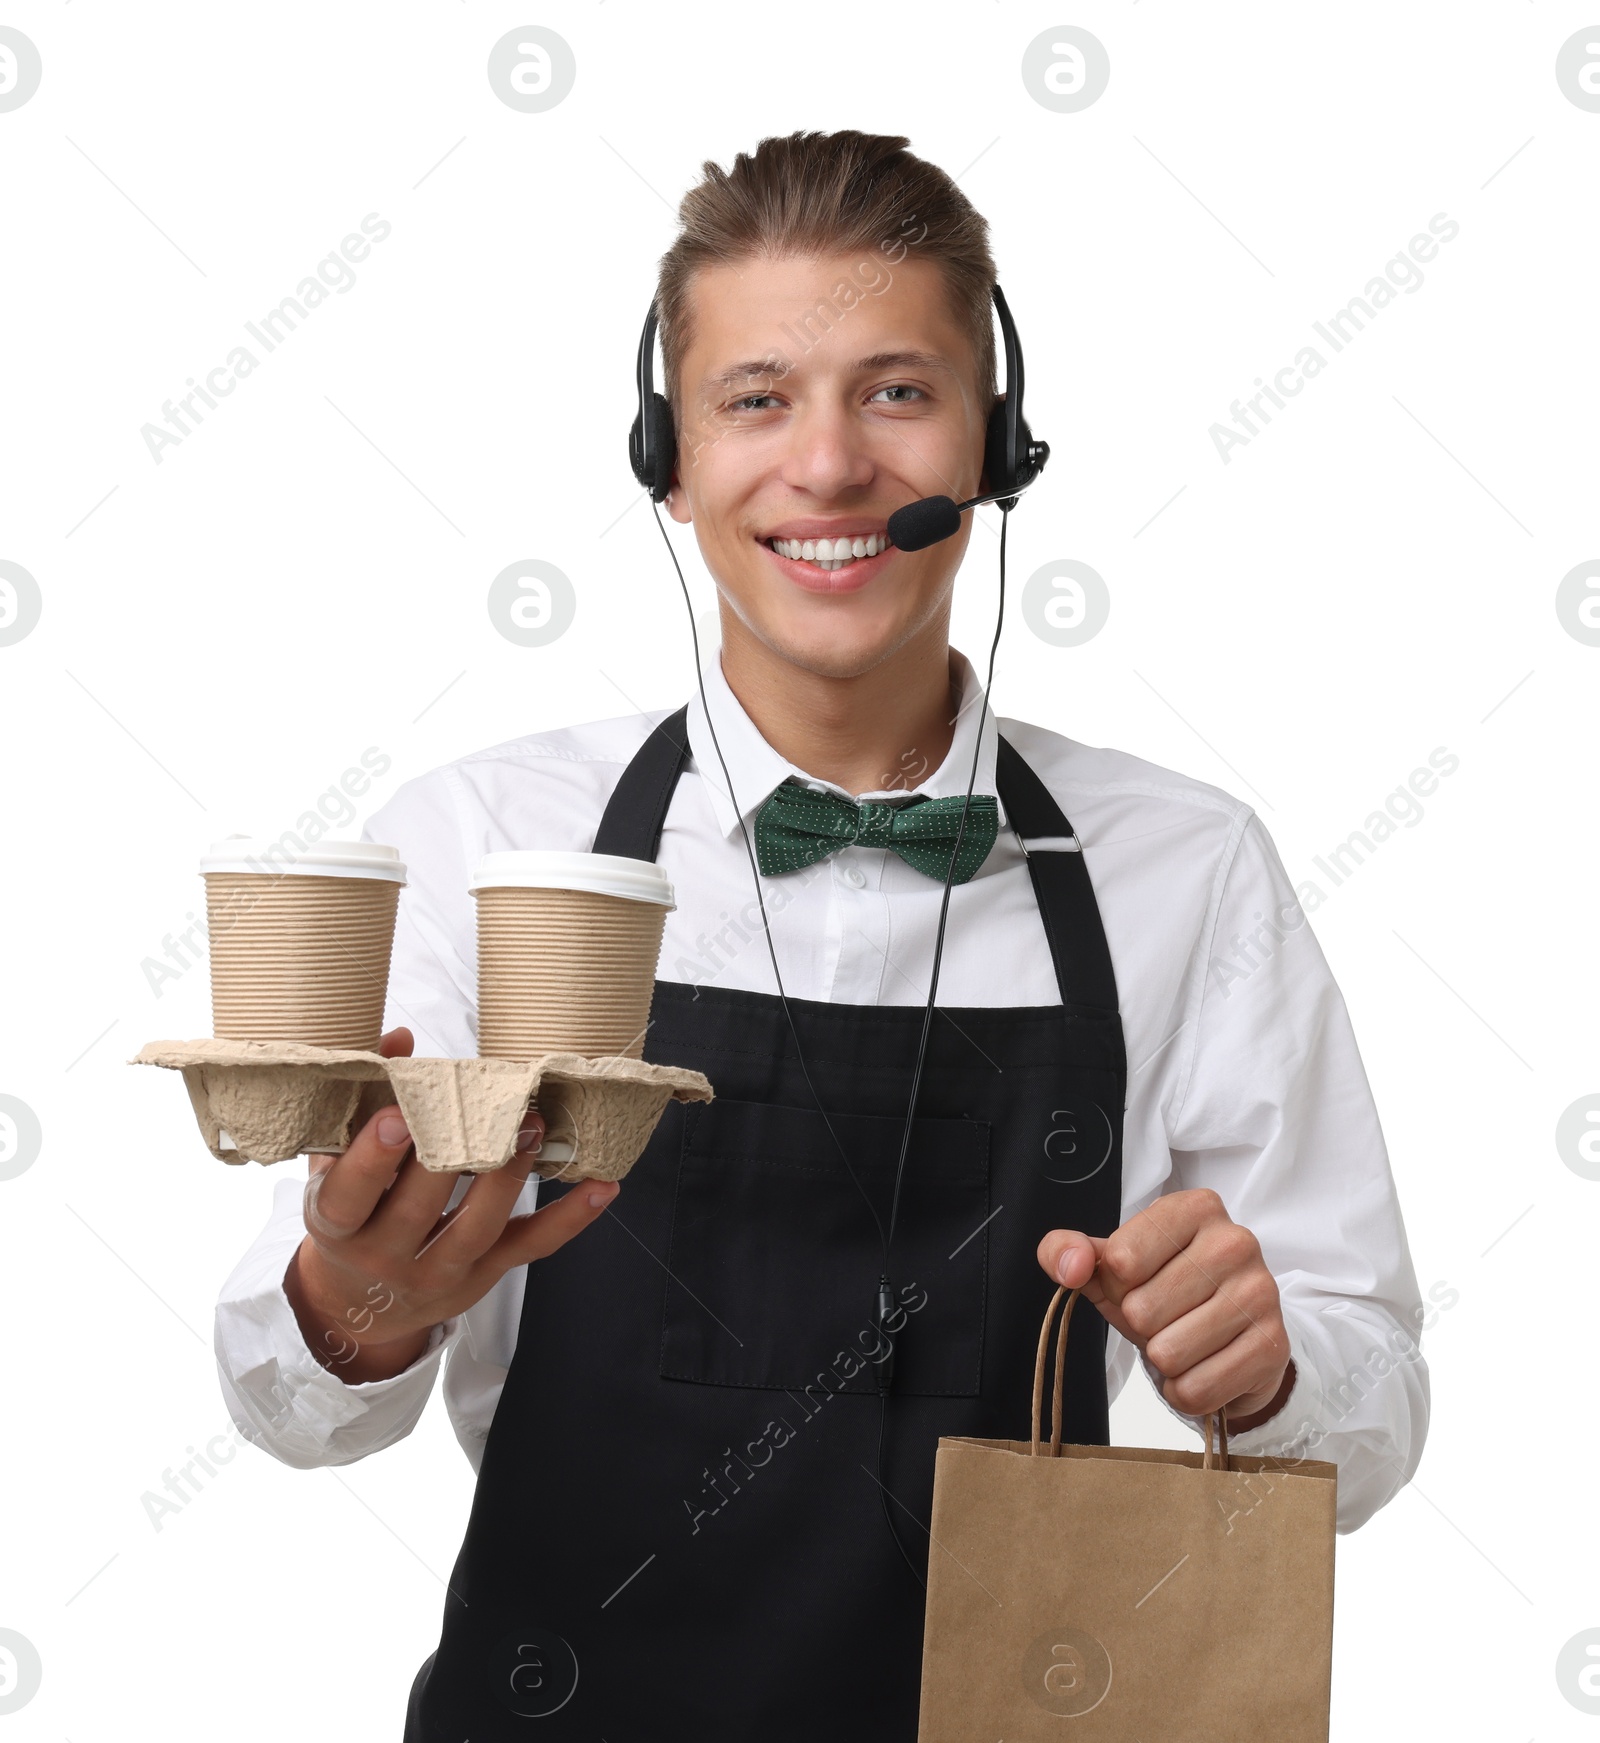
[{"xmin": 871, "ymin": 1274, "xmax": 897, "ymax": 1395}]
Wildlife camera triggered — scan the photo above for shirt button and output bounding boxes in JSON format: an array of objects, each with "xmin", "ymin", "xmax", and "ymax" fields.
[{"xmin": 842, "ymin": 865, "xmax": 867, "ymax": 889}]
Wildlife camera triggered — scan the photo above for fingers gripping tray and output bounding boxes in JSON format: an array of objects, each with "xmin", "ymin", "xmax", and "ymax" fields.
[{"xmin": 132, "ymin": 1039, "xmax": 713, "ymax": 1183}]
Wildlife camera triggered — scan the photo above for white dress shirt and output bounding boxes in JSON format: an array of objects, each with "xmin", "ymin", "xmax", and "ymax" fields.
[{"xmin": 214, "ymin": 648, "xmax": 1429, "ymax": 1532}]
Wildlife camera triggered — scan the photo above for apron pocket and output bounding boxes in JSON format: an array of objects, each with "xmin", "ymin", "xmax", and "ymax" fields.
[{"xmin": 659, "ymin": 1097, "xmax": 991, "ymax": 1397}]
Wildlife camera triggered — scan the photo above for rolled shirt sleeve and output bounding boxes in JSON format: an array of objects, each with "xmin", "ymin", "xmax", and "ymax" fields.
[
  {"xmin": 1143, "ymin": 810, "xmax": 1430, "ymax": 1533},
  {"xmin": 214, "ymin": 1176, "xmax": 468, "ymax": 1468}
]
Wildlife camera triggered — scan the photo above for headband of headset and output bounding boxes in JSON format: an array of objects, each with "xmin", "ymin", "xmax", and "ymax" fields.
[{"xmin": 627, "ymin": 283, "xmax": 1048, "ymax": 508}]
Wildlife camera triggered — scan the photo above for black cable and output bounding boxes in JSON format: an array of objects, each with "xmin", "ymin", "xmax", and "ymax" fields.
[
  {"xmin": 651, "ymin": 498, "xmax": 1011, "ymax": 1593},
  {"xmin": 872, "ymin": 1385, "xmax": 915, "ymax": 1584}
]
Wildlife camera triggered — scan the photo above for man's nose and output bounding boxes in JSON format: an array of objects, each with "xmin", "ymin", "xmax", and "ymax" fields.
[{"xmin": 780, "ymin": 399, "xmax": 875, "ymax": 498}]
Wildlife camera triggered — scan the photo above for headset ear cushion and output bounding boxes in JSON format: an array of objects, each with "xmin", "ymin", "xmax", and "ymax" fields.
[
  {"xmin": 983, "ymin": 398, "xmax": 1014, "ymax": 499},
  {"xmin": 645, "ymin": 392, "xmax": 675, "ymax": 500},
  {"xmin": 1011, "ymin": 414, "xmax": 1041, "ymax": 490},
  {"xmin": 628, "ymin": 393, "xmax": 677, "ymax": 499}
]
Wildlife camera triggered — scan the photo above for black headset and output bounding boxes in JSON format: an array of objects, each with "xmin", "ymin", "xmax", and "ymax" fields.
[
  {"xmin": 629, "ymin": 276, "xmax": 1048, "ymax": 1591},
  {"xmin": 628, "ymin": 283, "xmax": 1049, "ymax": 515}
]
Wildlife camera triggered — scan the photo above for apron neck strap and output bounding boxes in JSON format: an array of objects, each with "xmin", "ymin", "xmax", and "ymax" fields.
[
  {"xmin": 995, "ymin": 736, "xmax": 1119, "ymax": 1013},
  {"xmin": 592, "ymin": 706, "xmax": 692, "ymax": 860}
]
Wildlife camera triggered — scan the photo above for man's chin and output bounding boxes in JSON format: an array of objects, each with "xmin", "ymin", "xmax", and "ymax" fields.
[{"xmin": 726, "ymin": 612, "xmax": 934, "ymax": 684}]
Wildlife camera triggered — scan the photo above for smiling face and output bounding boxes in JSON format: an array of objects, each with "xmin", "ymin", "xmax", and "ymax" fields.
[{"xmin": 666, "ymin": 253, "xmax": 993, "ymax": 683}]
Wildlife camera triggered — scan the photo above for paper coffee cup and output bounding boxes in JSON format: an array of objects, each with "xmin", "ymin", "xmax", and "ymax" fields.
[
  {"xmin": 201, "ymin": 837, "xmax": 406, "ymax": 1049},
  {"xmin": 469, "ymin": 850, "xmax": 675, "ymax": 1061}
]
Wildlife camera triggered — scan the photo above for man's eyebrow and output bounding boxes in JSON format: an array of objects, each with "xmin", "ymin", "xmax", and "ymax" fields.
[
  {"xmin": 699, "ymin": 358, "xmax": 793, "ymax": 394},
  {"xmin": 852, "ymin": 349, "xmax": 953, "ymax": 374}
]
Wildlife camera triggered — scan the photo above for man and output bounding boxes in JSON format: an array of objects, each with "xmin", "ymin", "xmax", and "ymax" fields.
[{"xmin": 215, "ymin": 131, "xmax": 1428, "ymax": 1737}]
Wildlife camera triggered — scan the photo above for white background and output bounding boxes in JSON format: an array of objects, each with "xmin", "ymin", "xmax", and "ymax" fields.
[{"xmin": 1, "ymin": 2, "xmax": 1597, "ymax": 1737}]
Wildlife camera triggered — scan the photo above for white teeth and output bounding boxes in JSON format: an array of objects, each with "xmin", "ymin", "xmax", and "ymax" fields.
[{"xmin": 768, "ymin": 533, "xmax": 891, "ymax": 566}]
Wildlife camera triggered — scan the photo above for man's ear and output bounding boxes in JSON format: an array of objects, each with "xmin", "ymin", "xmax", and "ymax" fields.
[
  {"xmin": 666, "ymin": 466, "xmax": 692, "ymax": 525},
  {"xmin": 664, "ymin": 399, "xmax": 693, "ymax": 523}
]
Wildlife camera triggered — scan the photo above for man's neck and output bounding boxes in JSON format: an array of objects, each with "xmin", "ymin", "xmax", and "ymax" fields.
[{"xmin": 718, "ymin": 622, "xmax": 960, "ymax": 797}]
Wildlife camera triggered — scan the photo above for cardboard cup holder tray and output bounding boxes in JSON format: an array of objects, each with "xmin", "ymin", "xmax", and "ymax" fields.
[{"xmin": 133, "ymin": 1038, "xmax": 713, "ymax": 1184}]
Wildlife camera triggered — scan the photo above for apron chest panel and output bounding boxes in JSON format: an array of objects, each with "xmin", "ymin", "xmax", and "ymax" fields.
[{"xmin": 660, "ymin": 1096, "xmax": 991, "ymax": 1396}]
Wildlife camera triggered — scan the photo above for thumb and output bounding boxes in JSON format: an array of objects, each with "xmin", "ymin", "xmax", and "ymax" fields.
[
  {"xmin": 1037, "ymin": 1229, "xmax": 1106, "ymax": 1297},
  {"xmin": 378, "ymin": 1027, "xmax": 415, "ymax": 1059}
]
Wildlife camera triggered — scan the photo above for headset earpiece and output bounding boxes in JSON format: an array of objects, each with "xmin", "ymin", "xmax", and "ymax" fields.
[
  {"xmin": 628, "ymin": 305, "xmax": 678, "ymax": 502},
  {"xmin": 984, "ymin": 284, "xmax": 1050, "ymax": 509},
  {"xmin": 629, "ymin": 390, "xmax": 675, "ymax": 501}
]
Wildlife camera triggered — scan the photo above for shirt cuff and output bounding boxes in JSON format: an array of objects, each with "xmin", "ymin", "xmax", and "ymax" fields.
[
  {"xmin": 1138, "ymin": 1303, "xmax": 1323, "ymax": 1457},
  {"xmin": 214, "ymin": 1189, "xmax": 467, "ymax": 1464}
]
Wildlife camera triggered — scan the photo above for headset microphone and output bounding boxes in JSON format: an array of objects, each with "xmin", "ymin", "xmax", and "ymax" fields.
[{"xmin": 885, "ymin": 476, "xmax": 1046, "ymax": 553}]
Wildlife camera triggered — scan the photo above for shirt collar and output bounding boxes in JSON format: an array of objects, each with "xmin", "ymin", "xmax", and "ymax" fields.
[{"xmin": 683, "ymin": 647, "xmax": 1005, "ymax": 842}]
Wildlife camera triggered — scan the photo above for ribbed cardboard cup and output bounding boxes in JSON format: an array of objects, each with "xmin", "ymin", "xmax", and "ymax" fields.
[
  {"xmin": 470, "ymin": 851, "xmax": 675, "ymax": 1061},
  {"xmin": 200, "ymin": 838, "xmax": 407, "ymax": 1050}
]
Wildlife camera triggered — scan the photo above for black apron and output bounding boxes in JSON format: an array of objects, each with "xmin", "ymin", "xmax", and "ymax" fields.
[{"xmin": 404, "ymin": 706, "xmax": 1126, "ymax": 1740}]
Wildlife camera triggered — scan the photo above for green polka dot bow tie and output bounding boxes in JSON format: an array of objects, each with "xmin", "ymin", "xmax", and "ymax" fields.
[{"xmin": 753, "ymin": 778, "xmax": 999, "ymax": 884}]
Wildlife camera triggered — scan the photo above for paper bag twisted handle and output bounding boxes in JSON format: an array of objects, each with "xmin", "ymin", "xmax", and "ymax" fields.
[{"xmin": 1031, "ymin": 1283, "xmax": 1230, "ymax": 1469}]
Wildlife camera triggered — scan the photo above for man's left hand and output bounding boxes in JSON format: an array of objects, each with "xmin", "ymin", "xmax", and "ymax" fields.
[{"xmin": 1037, "ymin": 1189, "xmax": 1294, "ymax": 1430}]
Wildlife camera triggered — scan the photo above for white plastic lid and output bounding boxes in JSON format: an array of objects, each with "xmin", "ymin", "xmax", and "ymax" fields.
[
  {"xmin": 468, "ymin": 849, "xmax": 675, "ymax": 909},
  {"xmin": 199, "ymin": 836, "xmax": 408, "ymax": 884}
]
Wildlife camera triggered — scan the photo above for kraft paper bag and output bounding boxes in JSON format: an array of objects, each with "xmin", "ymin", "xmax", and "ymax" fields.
[{"xmin": 917, "ymin": 1284, "xmax": 1338, "ymax": 1741}]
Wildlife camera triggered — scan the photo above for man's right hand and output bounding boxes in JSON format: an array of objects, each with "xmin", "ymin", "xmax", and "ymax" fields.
[{"xmin": 282, "ymin": 1026, "xmax": 619, "ymax": 1384}]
